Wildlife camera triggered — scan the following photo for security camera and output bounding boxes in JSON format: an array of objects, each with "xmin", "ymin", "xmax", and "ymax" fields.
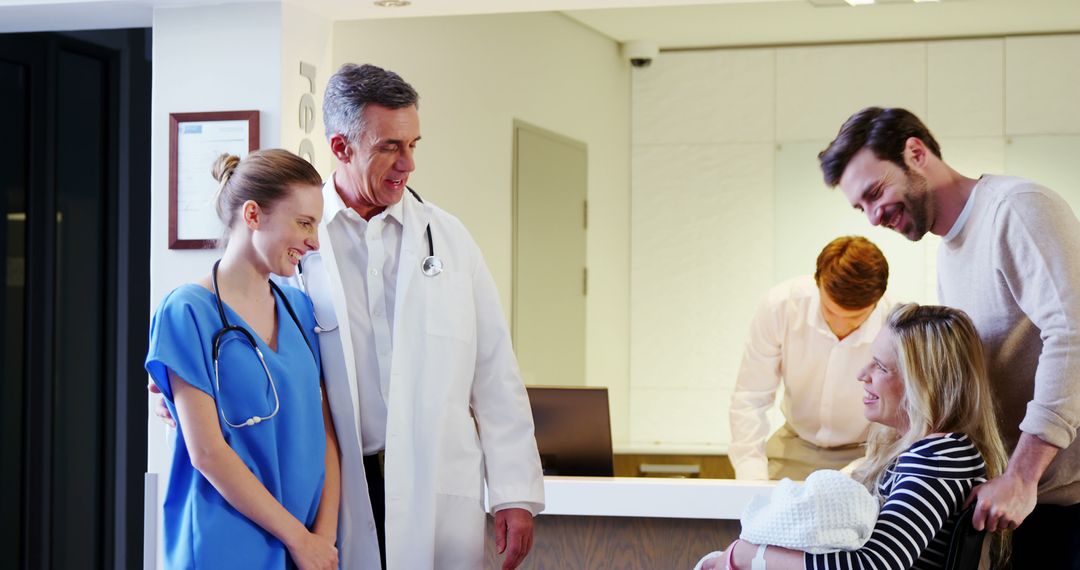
[{"xmin": 621, "ymin": 40, "xmax": 658, "ymax": 68}]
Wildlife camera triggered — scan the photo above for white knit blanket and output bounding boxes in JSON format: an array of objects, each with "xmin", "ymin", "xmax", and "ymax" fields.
[{"xmin": 739, "ymin": 470, "xmax": 879, "ymax": 554}]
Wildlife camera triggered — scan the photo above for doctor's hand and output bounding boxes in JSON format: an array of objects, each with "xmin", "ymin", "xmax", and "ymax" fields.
[
  {"xmin": 286, "ymin": 530, "xmax": 338, "ymax": 570},
  {"xmin": 147, "ymin": 381, "xmax": 176, "ymax": 428},
  {"xmin": 494, "ymin": 507, "xmax": 534, "ymax": 570}
]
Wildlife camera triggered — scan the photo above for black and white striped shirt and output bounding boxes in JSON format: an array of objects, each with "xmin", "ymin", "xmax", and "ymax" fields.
[{"xmin": 805, "ymin": 433, "xmax": 987, "ymax": 570}]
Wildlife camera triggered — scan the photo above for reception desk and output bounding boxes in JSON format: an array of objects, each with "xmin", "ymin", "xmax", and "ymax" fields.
[{"xmin": 484, "ymin": 477, "xmax": 777, "ymax": 569}]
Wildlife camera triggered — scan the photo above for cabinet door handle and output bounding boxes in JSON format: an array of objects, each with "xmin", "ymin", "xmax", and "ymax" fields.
[{"xmin": 638, "ymin": 463, "xmax": 701, "ymax": 477}]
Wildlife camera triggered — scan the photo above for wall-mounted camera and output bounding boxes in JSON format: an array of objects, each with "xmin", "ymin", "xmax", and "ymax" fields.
[{"xmin": 621, "ymin": 40, "xmax": 659, "ymax": 68}]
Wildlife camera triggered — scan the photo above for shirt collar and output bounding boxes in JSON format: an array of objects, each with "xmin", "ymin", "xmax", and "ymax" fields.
[
  {"xmin": 808, "ymin": 289, "xmax": 829, "ymax": 335},
  {"xmin": 324, "ymin": 172, "xmax": 350, "ymax": 221},
  {"xmin": 381, "ymin": 194, "xmax": 404, "ymax": 226},
  {"xmin": 808, "ymin": 287, "xmax": 881, "ymax": 345},
  {"xmin": 325, "ymin": 171, "xmax": 405, "ymax": 226},
  {"xmin": 942, "ymin": 178, "xmax": 981, "ymax": 242},
  {"xmin": 843, "ymin": 303, "xmax": 885, "ymax": 345}
]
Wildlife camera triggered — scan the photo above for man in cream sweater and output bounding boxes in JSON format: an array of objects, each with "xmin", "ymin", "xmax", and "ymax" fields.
[{"xmin": 817, "ymin": 107, "xmax": 1080, "ymax": 569}]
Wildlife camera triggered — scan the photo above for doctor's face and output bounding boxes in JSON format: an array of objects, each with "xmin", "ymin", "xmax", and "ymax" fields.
[
  {"xmin": 838, "ymin": 148, "xmax": 933, "ymax": 242},
  {"xmin": 332, "ymin": 104, "xmax": 420, "ymax": 220},
  {"xmin": 858, "ymin": 327, "xmax": 908, "ymax": 432}
]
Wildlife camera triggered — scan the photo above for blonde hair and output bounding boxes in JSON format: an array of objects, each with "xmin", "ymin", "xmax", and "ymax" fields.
[
  {"xmin": 211, "ymin": 149, "xmax": 322, "ymax": 244},
  {"xmin": 852, "ymin": 304, "xmax": 1010, "ymax": 558}
]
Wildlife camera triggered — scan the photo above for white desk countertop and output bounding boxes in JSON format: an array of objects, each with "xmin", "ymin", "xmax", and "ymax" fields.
[{"xmin": 539, "ymin": 476, "xmax": 776, "ymax": 520}]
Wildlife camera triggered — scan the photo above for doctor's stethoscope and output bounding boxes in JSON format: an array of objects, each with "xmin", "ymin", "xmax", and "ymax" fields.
[
  {"xmin": 407, "ymin": 188, "xmax": 444, "ymax": 278},
  {"xmin": 296, "ymin": 187, "xmax": 443, "ymax": 334},
  {"xmin": 210, "ymin": 259, "xmax": 317, "ymax": 429}
]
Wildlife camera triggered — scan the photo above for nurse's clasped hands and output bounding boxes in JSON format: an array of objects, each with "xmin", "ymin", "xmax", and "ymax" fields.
[{"xmin": 285, "ymin": 528, "xmax": 339, "ymax": 570}]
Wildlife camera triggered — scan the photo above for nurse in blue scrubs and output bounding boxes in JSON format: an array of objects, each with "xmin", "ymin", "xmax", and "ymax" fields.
[{"xmin": 146, "ymin": 149, "xmax": 340, "ymax": 569}]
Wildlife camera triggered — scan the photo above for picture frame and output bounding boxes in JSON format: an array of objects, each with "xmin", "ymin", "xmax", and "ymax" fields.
[{"xmin": 168, "ymin": 110, "xmax": 259, "ymax": 249}]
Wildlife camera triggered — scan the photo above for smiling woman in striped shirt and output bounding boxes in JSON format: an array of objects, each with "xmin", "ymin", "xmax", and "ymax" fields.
[{"xmin": 708, "ymin": 304, "xmax": 1009, "ymax": 570}]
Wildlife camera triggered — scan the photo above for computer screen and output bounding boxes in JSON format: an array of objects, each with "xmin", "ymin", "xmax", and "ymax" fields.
[{"xmin": 526, "ymin": 386, "xmax": 614, "ymax": 477}]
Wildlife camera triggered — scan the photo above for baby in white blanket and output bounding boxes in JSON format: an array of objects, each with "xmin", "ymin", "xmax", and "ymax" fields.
[{"xmin": 693, "ymin": 470, "xmax": 878, "ymax": 570}]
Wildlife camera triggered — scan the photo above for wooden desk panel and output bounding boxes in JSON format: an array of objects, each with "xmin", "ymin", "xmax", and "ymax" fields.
[
  {"xmin": 613, "ymin": 454, "xmax": 735, "ymax": 479},
  {"xmin": 484, "ymin": 515, "xmax": 739, "ymax": 569}
]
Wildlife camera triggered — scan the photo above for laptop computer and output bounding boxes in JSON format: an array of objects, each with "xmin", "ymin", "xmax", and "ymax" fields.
[{"xmin": 526, "ymin": 386, "xmax": 614, "ymax": 477}]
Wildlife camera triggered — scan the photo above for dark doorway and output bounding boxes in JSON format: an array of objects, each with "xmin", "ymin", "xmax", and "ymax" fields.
[{"xmin": 0, "ymin": 29, "xmax": 151, "ymax": 570}]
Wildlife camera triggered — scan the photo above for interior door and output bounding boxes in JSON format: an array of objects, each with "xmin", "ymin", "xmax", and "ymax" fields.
[
  {"xmin": 512, "ymin": 121, "xmax": 588, "ymax": 387},
  {"xmin": 0, "ymin": 48, "xmax": 31, "ymax": 570}
]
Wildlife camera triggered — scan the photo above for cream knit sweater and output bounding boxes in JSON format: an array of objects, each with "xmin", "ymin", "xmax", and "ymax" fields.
[{"xmin": 938, "ymin": 174, "xmax": 1080, "ymax": 505}]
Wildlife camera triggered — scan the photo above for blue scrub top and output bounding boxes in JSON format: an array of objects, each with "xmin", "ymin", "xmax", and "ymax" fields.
[{"xmin": 146, "ymin": 283, "xmax": 325, "ymax": 569}]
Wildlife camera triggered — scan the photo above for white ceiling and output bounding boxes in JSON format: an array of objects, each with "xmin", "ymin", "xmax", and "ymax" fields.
[
  {"xmin": 297, "ymin": 0, "xmax": 788, "ymax": 21},
  {"xmin": 564, "ymin": 0, "xmax": 1080, "ymax": 49},
  {"xmin": 2, "ymin": 0, "xmax": 1079, "ymax": 47},
  {"xmin": 0, "ymin": 0, "xmax": 779, "ymax": 33}
]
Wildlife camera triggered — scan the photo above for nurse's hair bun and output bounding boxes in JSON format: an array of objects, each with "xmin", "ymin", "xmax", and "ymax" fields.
[
  {"xmin": 208, "ymin": 149, "xmax": 323, "ymax": 246},
  {"xmin": 212, "ymin": 153, "xmax": 241, "ymax": 185}
]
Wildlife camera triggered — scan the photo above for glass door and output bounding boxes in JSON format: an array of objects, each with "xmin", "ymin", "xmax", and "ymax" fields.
[{"xmin": 0, "ymin": 55, "xmax": 29, "ymax": 567}]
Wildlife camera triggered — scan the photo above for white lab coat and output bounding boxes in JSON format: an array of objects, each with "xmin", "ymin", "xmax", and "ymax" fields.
[{"xmin": 282, "ymin": 180, "xmax": 545, "ymax": 569}]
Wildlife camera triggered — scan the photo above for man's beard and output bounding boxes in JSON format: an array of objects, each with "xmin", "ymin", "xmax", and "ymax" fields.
[{"xmin": 900, "ymin": 171, "xmax": 932, "ymax": 241}]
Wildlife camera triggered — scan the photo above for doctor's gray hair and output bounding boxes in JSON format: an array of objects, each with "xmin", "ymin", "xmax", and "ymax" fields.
[{"xmin": 323, "ymin": 63, "xmax": 419, "ymax": 144}]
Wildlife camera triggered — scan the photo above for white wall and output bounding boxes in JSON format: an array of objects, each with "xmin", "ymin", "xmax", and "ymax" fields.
[
  {"xmin": 630, "ymin": 34, "xmax": 1080, "ymax": 450},
  {"xmin": 280, "ymin": 2, "xmax": 334, "ymax": 179},
  {"xmin": 331, "ymin": 12, "xmax": 633, "ymax": 442}
]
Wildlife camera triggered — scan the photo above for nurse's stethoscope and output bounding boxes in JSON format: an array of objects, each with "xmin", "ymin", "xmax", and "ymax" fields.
[
  {"xmin": 295, "ymin": 187, "xmax": 443, "ymax": 333},
  {"xmin": 210, "ymin": 259, "xmax": 316, "ymax": 429}
]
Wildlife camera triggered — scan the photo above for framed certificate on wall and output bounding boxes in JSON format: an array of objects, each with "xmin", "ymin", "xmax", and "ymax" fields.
[{"xmin": 168, "ymin": 110, "xmax": 259, "ymax": 249}]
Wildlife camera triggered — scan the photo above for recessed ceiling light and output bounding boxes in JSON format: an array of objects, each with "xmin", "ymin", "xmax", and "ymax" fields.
[
  {"xmin": 374, "ymin": 0, "xmax": 411, "ymax": 7},
  {"xmin": 845, "ymin": 0, "xmax": 875, "ymax": 5},
  {"xmin": 913, "ymin": 0, "xmax": 941, "ymax": 3}
]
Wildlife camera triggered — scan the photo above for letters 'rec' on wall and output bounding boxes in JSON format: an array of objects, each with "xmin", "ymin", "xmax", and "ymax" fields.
[{"xmin": 299, "ymin": 61, "xmax": 317, "ymax": 165}]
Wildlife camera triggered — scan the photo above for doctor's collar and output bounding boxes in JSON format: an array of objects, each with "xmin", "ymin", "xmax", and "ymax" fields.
[
  {"xmin": 324, "ymin": 172, "xmax": 351, "ymax": 221},
  {"xmin": 325, "ymin": 171, "xmax": 407, "ymax": 224},
  {"xmin": 379, "ymin": 195, "xmax": 404, "ymax": 225}
]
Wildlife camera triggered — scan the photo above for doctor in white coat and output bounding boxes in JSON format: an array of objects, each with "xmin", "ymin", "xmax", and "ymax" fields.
[{"xmin": 293, "ymin": 63, "xmax": 545, "ymax": 570}]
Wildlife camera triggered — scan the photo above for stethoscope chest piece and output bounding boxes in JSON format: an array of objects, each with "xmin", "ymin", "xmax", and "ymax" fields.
[
  {"xmin": 411, "ymin": 189, "xmax": 443, "ymax": 277},
  {"xmin": 421, "ymin": 255, "xmax": 443, "ymax": 277}
]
